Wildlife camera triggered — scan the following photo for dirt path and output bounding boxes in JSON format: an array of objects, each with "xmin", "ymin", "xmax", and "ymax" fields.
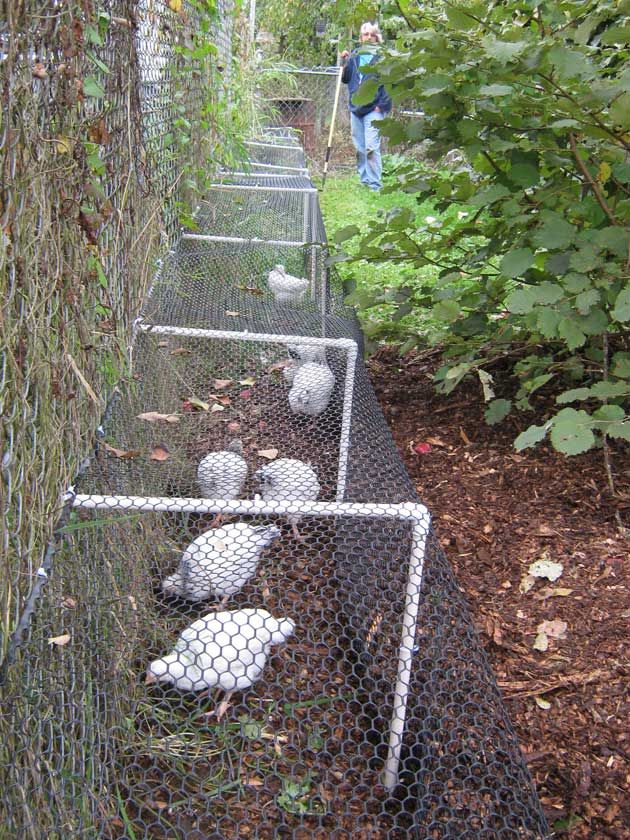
[{"xmin": 368, "ymin": 348, "xmax": 629, "ymax": 839}]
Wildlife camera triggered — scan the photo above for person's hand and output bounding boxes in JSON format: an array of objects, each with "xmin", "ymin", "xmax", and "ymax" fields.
[
  {"xmin": 340, "ymin": 50, "xmax": 350, "ymax": 60},
  {"xmin": 374, "ymin": 107, "xmax": 381, "ymax": 113}
]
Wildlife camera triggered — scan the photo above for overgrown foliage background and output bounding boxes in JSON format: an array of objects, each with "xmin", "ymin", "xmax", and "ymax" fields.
[
  {"xmin": 0, "ymin": 0, "xmax": 242, "ymax": 669},
  {"xmin": 327, "ymin": 0, "xmax": 630, "ymax": 465}
]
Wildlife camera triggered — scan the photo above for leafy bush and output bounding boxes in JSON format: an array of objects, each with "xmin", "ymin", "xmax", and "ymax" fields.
[{"xmin": 331, "ymin": 0, "xmax": 630, "ymax": 456}]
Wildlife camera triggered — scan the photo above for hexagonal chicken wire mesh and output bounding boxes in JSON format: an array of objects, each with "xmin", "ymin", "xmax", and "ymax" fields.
[
  {"xmin": 191, "ymin": 184, "xmax": 325, "ymax": 244},
  {"xmin": 141, "ymin": 238, "xmax": 354, "ymax": 338},
  {"xmin": 78, "ymin": 325, "xmax": 357, "ymax": 505},
  {"xmin": 0, "ymin": 124, "xmax": 549, "ymax": 838}
]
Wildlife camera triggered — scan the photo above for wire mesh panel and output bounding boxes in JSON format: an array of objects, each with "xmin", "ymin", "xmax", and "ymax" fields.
[
  {"xmin": 0, "ymin": 490, "xmax": 548, "ymax": 838},
  {"xmin": 191, "ymin": 184, "xmax": 322, "ymax": 244},
  {"xmin": 78, "ymin": 326, "xmax": 357, "ymax": 507},
  {"xmin": 244, "ymin": 141, "xmax": 307, "ymax": 169},
  {"xmin": 142, "ymin": 239, "xmax": 355, "ymax": 336}
]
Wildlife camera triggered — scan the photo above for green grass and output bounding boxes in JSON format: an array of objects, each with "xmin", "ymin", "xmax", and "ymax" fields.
[{"xmin": 319, "ymin": 161, "xmax": 442, "ymax": 349}]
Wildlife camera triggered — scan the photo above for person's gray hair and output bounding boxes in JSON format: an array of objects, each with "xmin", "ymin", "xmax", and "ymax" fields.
[{"xmin": 360, "ymin": 21, "xmax": 383, "ymax": 43}]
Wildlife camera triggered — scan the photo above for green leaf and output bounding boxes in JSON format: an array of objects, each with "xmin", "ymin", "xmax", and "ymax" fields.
[
  {"xmin": 569, "ymin": 245, "xmax": 601, "ymax": 273},
  {"xmin": 548, "ymin": 46, "xmax": 596, "ymax": 81},
  {"xmin": 500, "ymin": 248, "xmax": 534, "ymax": 279},
  {"xmin": 575, "ymin": 288, "xmax": 599, "ymax": 314},
  {"xmin": 481, "ymin": 36, "xmax": 528, "ymax": 63},
  {"xmin": 534, "ymin": 281, "xmax": 564, "ymax": 305},
  {"xmin": 595, "ymin": 226, "xmax": 629, "ymax": 257},
  {"xmin": 419, "ymin": 74, "xmax": 451, "ymax": 95},
  {"xmin": 556, "ymin": 387, "xmax": 591, "ymax": 404},
  {"xmin": 537, "ymin": 308, "xmax": 560, "ymax": 338},
  {"xmin": 432, "ymin": 299, "xmax": 461, "ymax": 322},
  {"xmin": 509, "ymin": 163, "xmax": 539, "ymax": 188},
  {"xmin": 593, "ymin": 404, "xmax": 625, "ymax": 422},
  {"xmin": 611, "ymin": 352, "xmax": 630, "ymax": 378},
  {"xmin": 590, "ymin": 381, "xmax": 630, "ymax": 399},
  {"xmin": 445, "ymin": 6, "xmax": 476, "ymax": 29},
  {"xmin": 479, "ymin": 84, "xmax": 513, "ymax": 97},
  {"xmin": 558, "ymin": 317, "xmax": 586, "ymax": 350},
  {"xmin": 333, "ymin": 224, "xmax": 360, "ymax": 243},
  {"xmin": 610, "ymin": 91, "xmax": 630, "ymax": 130},
  {"xmin": 469, "ymin": 184, "xmax": 510, "ymax": 207},
  {"xmin": 351, "ymin": 77, "xmax": 379, "ymax": 106},
  {"xmin": 506, "ymin": 286, "xmax": 537, "ymax": 314},
  {"xmin": 612, "ymin": 287, "xmax": 630, "ymax": 322},
  {"xmin": 515, "ymin": 423, "xmax": 550, "ymax": 451},
  {"xmin": 549, "ymin": 409, "xmax": 596, "ymax": 455},
  {"xmin": 83, "ymin": 76, "xmax": 106, "ymax": 98},
  {"xmin": 612, "ymin": 162, "xmax": 630, "ymax": 184},
  {"xmin": 531, "ymin": 212, "xmax": 575, "ymax": 250},
  {"xmin": 607, "ymin": 421, "xmax": 630, "ymax": 441},
  {"xmin": 563, "ymin": 273, "xmax": 590, "ymax": 293},
  {"xmin": 485, "ymin": 398, "xmax": 511, "ymax": 425},
  {"xmin": 579, "ymin": 308, "xmax": 608, "ymax": 335}
]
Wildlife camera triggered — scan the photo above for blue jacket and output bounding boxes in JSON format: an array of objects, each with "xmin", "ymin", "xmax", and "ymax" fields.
[{"xmin": 341, "ymin": 44, "xmax": 392, "ymax": 117}]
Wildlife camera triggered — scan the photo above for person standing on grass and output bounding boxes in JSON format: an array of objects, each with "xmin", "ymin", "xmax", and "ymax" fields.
[{"xmin": 341, "ymin": 21, "xmax": 392, "ymax": 192}]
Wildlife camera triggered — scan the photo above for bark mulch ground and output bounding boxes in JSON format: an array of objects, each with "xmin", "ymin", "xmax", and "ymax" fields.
[{"xmin": 368, "ymin": 348, "xmax": 629, "ymax": 839}]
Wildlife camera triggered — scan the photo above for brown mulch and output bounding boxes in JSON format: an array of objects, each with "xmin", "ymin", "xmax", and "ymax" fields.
[{"xmin": 368, "ymin": 348, "xmax": 629, "ymax": 839}]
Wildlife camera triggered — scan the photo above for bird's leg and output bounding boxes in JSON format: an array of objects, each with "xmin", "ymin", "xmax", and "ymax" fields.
[
  {"xmin": 218, "ymin": 594, "xmax": 230, "ymax": 608},
  {"xmin": 289, "ymin": 517, "xmax": 305, "ymax": 542},
  {"xmin": 208, "ymin": 513, "xmax": 224, "ymax": 529},
  {"xmin": 215, "ymin": 690, "xmax": 234, "ymax": 721},
  {"xmin": 197, "ymin": 689, "xmax": 234, "ymax": 721}
]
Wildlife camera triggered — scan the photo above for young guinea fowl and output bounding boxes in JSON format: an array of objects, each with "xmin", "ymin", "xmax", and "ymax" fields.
[
  {"xmin": 266, "ymin": 264, "xmax": 309, "ymax": 305},
  {"xmin": 282, "ymin": 344, "xmax": 328, "ymax": 385},
  {"xmin": 161, "ymin": 522, "xmax": 280, "ymax": 604},
  {"xmin": 145, "ymin": 608, "xmax": 295, "ymax": 720},
  {"xmin": 288, "ymin": 362, "xmax": 335, "ymax": 418},
  {"xmin": 255, "ymin": 458, "xmax": 320, "ymax": 540},
  {"xmin": 197, "ymin": 439, "xmax": 248, "ymax": 499},
  {"xmin": 197, "ymin": 439, "xmax": 248, "ymax": 526}
]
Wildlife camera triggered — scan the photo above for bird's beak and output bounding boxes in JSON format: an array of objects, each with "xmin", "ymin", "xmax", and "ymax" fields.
[{"xmin": 145, "ymin": 671, "xmax": 157, "ymax": 685}]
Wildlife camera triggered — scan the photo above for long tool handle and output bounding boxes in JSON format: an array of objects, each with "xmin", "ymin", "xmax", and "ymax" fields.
[{"xmin": 321, "ymin": 62, "xmax": 344, "ymax": 191}]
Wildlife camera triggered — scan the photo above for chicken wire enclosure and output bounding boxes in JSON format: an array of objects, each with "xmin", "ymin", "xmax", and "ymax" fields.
[
  {"xmin": 191, "ymin": 184, "xmax": 324, "ymax": 245},
  {"xmin": 142, "ymin": 238, "xmax": 355, "ymax": 339},
  {"xmin": 0, "ymin": 492, "xmax": 547, "ymax": 838},
  {"xmin": 76, "ymin": 325, "xmax": 357, "ymax": 509},
  {"xmin": 243, "ymin": 141, "xmax": 308, "ymax": 170}
]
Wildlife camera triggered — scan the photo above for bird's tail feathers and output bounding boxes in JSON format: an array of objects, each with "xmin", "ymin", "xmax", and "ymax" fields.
[{"xmin": 270, "ymin": 617, "xmax": 295, "ymax": 645}]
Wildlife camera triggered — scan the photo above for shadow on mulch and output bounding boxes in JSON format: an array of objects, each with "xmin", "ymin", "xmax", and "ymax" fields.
[{"xmin": 368, "ymin": 347, "xmax": 629, "ymax": 840}]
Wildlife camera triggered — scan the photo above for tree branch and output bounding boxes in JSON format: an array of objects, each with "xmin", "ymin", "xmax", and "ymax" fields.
[{"xmin": 568, "ymin": 132, "xmax": 619, "ymax": 225}]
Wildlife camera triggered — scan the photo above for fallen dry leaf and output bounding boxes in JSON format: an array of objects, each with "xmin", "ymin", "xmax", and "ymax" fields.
[
  {"xmin": 535, "ymin": 587, "xmax": 574, "ymax": 600},
  {"xmin": 459, "ymin": 427, "xmax": 472, "ymax": 445},
  {"xmin": 184, "ymin": 397, "xmax": 210, "ymax": 412},
  {"xmin": 519, "ymin": 574, "xmax": 537, "ymax": 594},
  {"xmin": 214, "ymin": 379, "xmax": 233, "ymax": 389},
  {"xmin": 533, "ymin": 631, "xmax": 549, "ymax": 652},
  {"xmin": 61, "ymin": 597, "xmax": 77, "ymax": 609},
  {"xmin": 215, "ymin": 395, "xmax": 231, "ymax": 406},
  {"xmin": 413, "ymin": 442, "xmax": 432, "ymax": 455},
  {"xmin": 211, "ymin": 404, "xmax": 226, "ymax": 413},
  {"xmin": 137, "ymin": 412, "xmax": 179, "ymax": 424},
  {"xmin": 32, "ymin": 62, "xmax": 47, "ymax": 78},
  {"xmin": 227, "ymin": 422, "xmax": 241, "ymax": 432},
  {"xmin": 239, "ymin": 389, "xmax": 252, "ymax": 399},
  {"xmin": 528, "ymin": 555, "xmax": 563, "ymax": 582},
  {"xmin": 239, "ymin": 377, "xmax": 256, "ymax": 386},
  {"xmin": 150, "ymin": 445, "xmax": 170, "ymax": 462},
  {"xmin": 170, "ymin": 347, "xmax": 192, "ymax": 357},
  {"xmin": 258, "ymin": 448, "xmax": 279, "ymax": 460},
  {"xmin": 157, "ymin": 341, "xmax": 169, "ymax": 348},
  {"xmin": 225, "ymin": 310, "xmax": 240, "ymax": 317},
  {"xmin": 534, "ymin": 696, "xmax": 551, "ymax": 710},
  {"xmin": 48, "ymin": 633, "xmax": 71, "ymax": 646},
  {"xmin": 426, "ymin": 436, "xmax": 447, "ymax": 446},
  {"xmin": 103, "ymin": 442, "xmax": 140, "ymax": 459},
  {"xmin": 237, "ymin": 285, "xmax": 264, "ymax": 296},
  {"xmin": 538, "ymin": 619, "xmax": 568, "ymax": 639}
]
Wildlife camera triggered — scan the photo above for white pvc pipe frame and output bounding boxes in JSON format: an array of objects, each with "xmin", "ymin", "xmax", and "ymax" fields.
[
  {"xmin": 67, "ymin": 491, "xmax": 430, "ymax": 791},
  {"xmin": 135, "ymin": 322, "xmax": 357, "ymax": 501}
]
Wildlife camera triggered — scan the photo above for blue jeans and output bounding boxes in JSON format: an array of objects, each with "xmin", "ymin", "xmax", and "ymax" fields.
[{"xmin": 350, "ymin": 110, "xmax": 384, "ymax": 190}]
